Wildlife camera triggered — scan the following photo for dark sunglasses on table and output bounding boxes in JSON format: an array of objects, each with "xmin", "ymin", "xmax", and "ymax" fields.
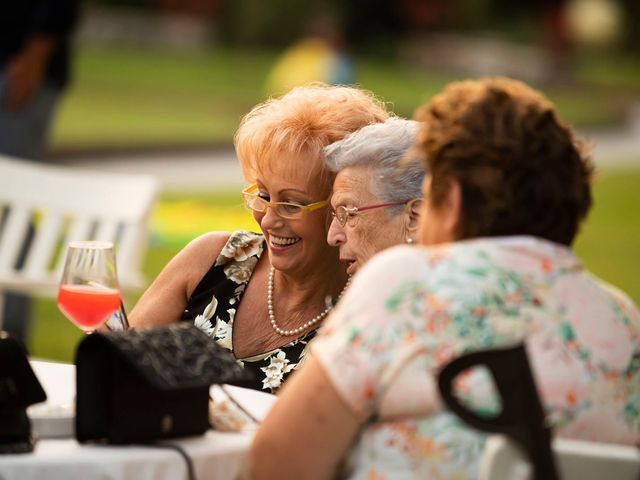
[
  {"xmin": 242, "ymin": 184, "xmax": 329, "ymax": 219},
  {"xmin": 331, "ymin": 200, "xmax": 411, "ymax": 227}
]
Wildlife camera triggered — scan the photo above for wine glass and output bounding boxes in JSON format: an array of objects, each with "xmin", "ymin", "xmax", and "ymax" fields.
[{"xmin": 57, "ymin": 241, "xmax": 121, "ymax": 333}]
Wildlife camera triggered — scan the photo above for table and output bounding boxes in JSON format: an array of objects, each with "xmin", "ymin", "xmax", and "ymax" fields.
[{"xmin": 0, "ymin": 361, "xmax": 277, "ymax": 480}]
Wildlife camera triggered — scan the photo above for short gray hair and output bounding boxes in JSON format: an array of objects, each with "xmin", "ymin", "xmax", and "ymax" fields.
[{"xmin": 323, "ymin": 117, "xmax": 425, "ymax": 213}]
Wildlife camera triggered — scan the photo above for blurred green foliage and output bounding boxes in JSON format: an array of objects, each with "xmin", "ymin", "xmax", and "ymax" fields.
[
  {"xmin": 85, "ymin": 0, "xmax": 640, "ymax": 52},
  {"xmin": 217, "ymin": 0, "xmax": 343, "ymax": 47}
]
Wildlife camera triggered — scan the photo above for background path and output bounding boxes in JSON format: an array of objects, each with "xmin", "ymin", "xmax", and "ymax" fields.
[{"xmin": 53, "ymin": 106, "xmax": 640, "ymax": 194}]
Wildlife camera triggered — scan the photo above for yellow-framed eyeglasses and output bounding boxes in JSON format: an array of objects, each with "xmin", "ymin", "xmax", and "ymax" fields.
[{"xmin": 242, "ymin": 184, "xmax": 329, "ymax": 219}]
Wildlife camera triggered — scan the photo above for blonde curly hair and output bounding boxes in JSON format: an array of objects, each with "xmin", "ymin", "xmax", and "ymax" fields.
[{"xmin": 235, "ymin": 83, "xmax": 390, "ymax": 194}]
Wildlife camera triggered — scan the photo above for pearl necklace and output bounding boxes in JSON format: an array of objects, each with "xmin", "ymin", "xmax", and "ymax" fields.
[{"xmin": 267, "ymin": 266, "xmax": 351, "ymax": 336}]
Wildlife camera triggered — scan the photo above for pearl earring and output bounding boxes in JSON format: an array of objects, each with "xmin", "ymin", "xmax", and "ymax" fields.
[{"xmin": 406, "ymin": 237, "xmax": 414, "ymax": 244}]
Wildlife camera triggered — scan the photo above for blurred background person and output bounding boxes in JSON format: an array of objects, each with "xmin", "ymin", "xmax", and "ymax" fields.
[
  {"xmin": 250, "ymin": 76, "xmax": 640, "ymax": 480},
  {"xmin": 265, "ymin": 13, "xmax": 354, "ymax": 96},
  {"xmin": 0, "ymin": 0, "xmax": 81, "ymax": 342},
  {"xmin": 1, "ymin": 0, "xmax": 80, "ymax": 160},
  {"xmin": 324, "ymin": 117, "xmax": 424, "ymax": 275},
  {"xmin": 538, "ymin": 0, "xmax": 573, "ymax": 79}
]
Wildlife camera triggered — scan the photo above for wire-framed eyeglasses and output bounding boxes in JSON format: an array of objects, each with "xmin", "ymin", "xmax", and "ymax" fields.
[
  {"xmin": 331, "ymin": 200, "xmax": 411, "ymax": 227},
  {"xmin": 242, "ymin": 184, "xmax": 329, "ymax": 219}
]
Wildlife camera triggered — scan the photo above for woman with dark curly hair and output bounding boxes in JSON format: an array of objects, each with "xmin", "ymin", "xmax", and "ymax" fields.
[{"xmin": 251, "ymin": 77, "xmax": 640, "ymax": 479}]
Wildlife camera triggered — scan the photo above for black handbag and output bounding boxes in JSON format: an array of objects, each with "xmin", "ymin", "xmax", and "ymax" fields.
[
  {"xmin": 75, "ymin": 323, "xmax": 254, "ymax": 445},
  {"xmin": 0, "ymin": 332, "xmax": 47, "ymax": 454}
]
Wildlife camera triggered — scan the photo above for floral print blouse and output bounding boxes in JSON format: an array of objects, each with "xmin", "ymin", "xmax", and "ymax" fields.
[
  {"xmin": 181, "ymin": 230, "xmax": 317, "ymax": 393},
  {"xmin": 311, "ymin": 236, "xmax": 640, "ymax": 480}
]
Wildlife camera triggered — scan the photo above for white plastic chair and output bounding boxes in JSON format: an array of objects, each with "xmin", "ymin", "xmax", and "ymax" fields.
[
  {"xmin": 479, "ymin": 434, "xmax": 640, "ymax": 480},
  {"xmin": 0, "ymin": 155, "xmax": 159, "ymax": 329}
]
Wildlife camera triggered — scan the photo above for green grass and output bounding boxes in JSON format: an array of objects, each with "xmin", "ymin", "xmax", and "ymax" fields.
[
  {"xmin": 51, "ymin": 45, "xmax": 277, "ymax": 150},
  {"xmin": 28, "ymin": 168, "xmax": 640, "ymax": 362},
  {"xmin": 573, "ymin": 170, "xmax": 640, "ymax": 300},
  {"xmin": 50, "ymin": 44, "xmax": 640, "ymax": 151}
]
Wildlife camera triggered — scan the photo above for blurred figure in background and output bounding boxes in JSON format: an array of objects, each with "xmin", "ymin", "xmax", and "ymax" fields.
[
  {"xmin": 265, "ymin": 13, "xmax": 354, "ymax": 96},
  {"xmin": 539, "ymin": 0, "xmax": 573, "ymax": 78},
  {"xmin": 324, "ymin": 117, "xmax": 425, "ymax": 275},
  {"xmin": 0, "ymin": 0, "xmax": 80, "ymax": 160},
  {"xmin": 0, "ymin": 0, "xmax": 81, "ymax": 341}
]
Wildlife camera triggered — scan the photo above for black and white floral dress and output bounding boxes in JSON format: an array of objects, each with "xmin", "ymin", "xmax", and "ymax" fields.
[{"xmin": 181, "ymin": 230, "xmax": 317, "ymax": 393}]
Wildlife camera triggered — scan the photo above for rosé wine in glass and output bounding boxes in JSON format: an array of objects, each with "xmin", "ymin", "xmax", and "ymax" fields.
[
  {"xmin": 57, "ymin": 284, "xmax": 120, "ymax": 331},
  {"xmin": 57, "ymin": 241, "xmax": 121, "ymax": 333}
]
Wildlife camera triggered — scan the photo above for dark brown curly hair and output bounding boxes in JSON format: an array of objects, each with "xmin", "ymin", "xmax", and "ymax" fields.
[{"xmin": 414, "ymin": 77, "xmax": 594, "ymax": 246}]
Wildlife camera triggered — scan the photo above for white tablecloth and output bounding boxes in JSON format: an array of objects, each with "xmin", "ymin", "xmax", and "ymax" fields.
[{"xmin": 0, "ymin": 361, "xmax": 277, "ymax": 480}]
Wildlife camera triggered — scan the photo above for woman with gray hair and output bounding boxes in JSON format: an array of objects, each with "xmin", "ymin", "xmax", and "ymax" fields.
[{"xmin": 324, "ymin": 117, "xmax": 425, "ymax": 275}]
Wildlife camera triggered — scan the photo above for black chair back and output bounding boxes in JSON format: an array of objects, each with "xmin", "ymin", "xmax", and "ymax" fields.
[{"xmin": 438, "ymin": 343, "xmax": 559, "ymax": 480}]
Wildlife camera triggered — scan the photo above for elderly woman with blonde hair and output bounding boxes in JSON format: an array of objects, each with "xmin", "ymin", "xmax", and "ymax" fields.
[{"xmin": 129, "ymin": 84, "xmax": 389, "ymax": 392}]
